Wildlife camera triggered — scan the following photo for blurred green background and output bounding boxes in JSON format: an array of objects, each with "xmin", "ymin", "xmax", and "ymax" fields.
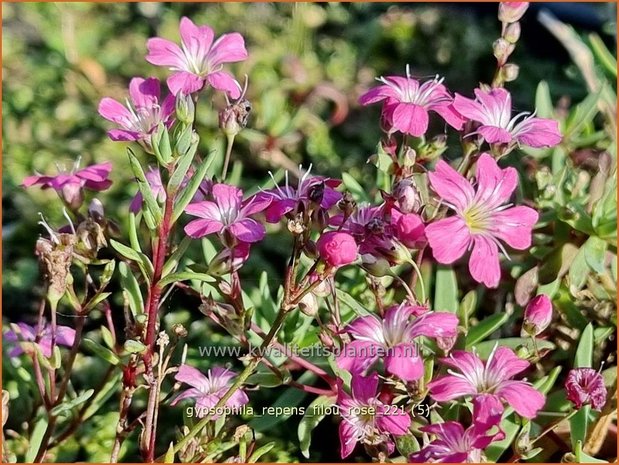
[{"xmin": 2, "ymin": 3, "xmax": 616, "ymax": 462}]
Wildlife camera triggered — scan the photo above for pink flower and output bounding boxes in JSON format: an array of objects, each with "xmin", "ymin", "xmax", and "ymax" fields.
[
  {"xmin": 425, "ymin": 153, "xmax": 539, "ymax": 288},
  {"xmin": 184, "ymin": 184, "xmax": 270, "ymax": 243},
  {"xmin": 98, "ymin": 77, "xmax": 175, "ymax": 142},
  {"xmin": 208, "ymin": 243, "xmax": 251, "ymax": 276},
  {"xmin": 23, "ymin": 161, "xmax": 112, "ymax": 209},
  {"xmin": 522, "ymin": 294, "xmax": 552, "ymax": 336},
  {"xmin": 258, "ymin": 168, "xmax": 342, "ymax": 223},
  {"xmin": 453, "ymin": 87, "xmax": 561, "ymax": 148},
  {"xmin": 428, "ymin": 345, "xmax": 545, "ymax": 419},
  {"xmin": 146, "ymin": 17, "xmax": 248, "ymax": 97},
  {"xmin": 410, "ymin": 396, "xmax": 503, "ymax": 463},
  {"xmin": 338, "ymin": 373, "xmax": 411, "ymax": 458},
  {"xmin": 318, "ymin": 232, "xmax": 358, "ymax": 267},
  {"xmin": 359, "ymin": 69, "xmax": 464, "ymax": 137},
  {"xmin": 565, "ymin": 368, "xmax": 607, "ymax": 411},
  {"xmin": 499, "ymin": 2, "xmax": 529, "ymax": 23},
  {"xmin": 391, "ymin": 210, "xmax": 426, "ymax": 248},
  {"xmin": 5, "ymin": 323, "xmax": 75, "ymax": 358},
  {"xmin": 172, "ymin": 365, "xmax": 248, "ymax": 418},
  {"xmin": 337, "ymin": 305, "xmax": 458, "ymax": 381},
  {"xmin": 129, "ymin": 167, "xmax": 166, "ymax": 213}
]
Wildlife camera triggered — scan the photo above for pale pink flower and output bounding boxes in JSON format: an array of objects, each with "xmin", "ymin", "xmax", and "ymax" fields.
[
  {"xmin": 428, "ymin": 345, "xmax": 545, "ymax": 419},
  {"xmin": 409, "ymin": 395, "xmax": 503, "ymax": 463},
  {"xmin": 5, "ymin": 323, "xmax": 75, "ymax": 358},
  {"xmin": 98, "ymin": 77, "xmax": 175, "ymax": 142},
  {"xmin": 146, "ymin": 17, "xmax": 247, "ymax": 97},
  {"xmin": 499, "ymin": 2, "xmax": 529, "ymax": 23},
  {"xmin": 360, "ymin": 68, "xmax": 464, "ymax": 137},
  {"xmin": 184, "ymin": 184, "xmax": 271, "ymax": 243},
  {"xmin": 565, "ymin": 368, "xmax": 607, "ymax": 411},
  {"xmin": 172, "ymin": 365, "xmax": 248, "ymax": 418},
  {"xmin": 337, "ymin": 305, "xmax": 458, "ymax": 381},
  {"xmin": 425, "ymin": 153, "xmax": 539, "ymax": 288},
  {"xmin": 317, "ymin": 232, "xmax": 358, "ymax": 267},
  {"xmin": 338, "ymin": 373, "xmax": 411, "ymax": 458},
  {"xmin": 522, "ymin": 294, "xmax": 553, "ymax": 336},
  {"xmin": 453, "ymin": 87, "xmax": 561, "ymax": 148}
]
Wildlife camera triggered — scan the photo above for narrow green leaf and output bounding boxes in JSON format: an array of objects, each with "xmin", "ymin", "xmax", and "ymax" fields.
[
  {"xmin": 535, "ymin": 81, "xmax": 554, "ymax": 119},
  {"xmin": 162, "ymin": 236, "xmax": 192, "ymax": 278},
  {"xmin": 247, "ymin": 442, "xmax": 276, "ymax": 463},
  {"xmin": 341, "ymin": 172, "xmax": 370, "ymax": 203},
  {"xmin": 465, "ymin": 313, "xmax": 509, "ymax": 347},
  {"xmin": 110, "ymin": 239, "xmax": 153, "ymax": 281},
  {"xmin": 25, "ymin": 417, "xmax": 49, "ymax": 462},
  {"xmin": 434, "ymin": 265, "xmax": 458, "ymax": 312},
  {"xmin": 158, "ymin": 270, "xmax": 215, "ymax": 288},
  {"xmin": 83, "ymin": 338, "xmax": 119, "ymax": 365},
  {"xmin": 163, "ymin": 442, "xmax": 175, "ymax": 463},
  {"xmin": 100, "ymin": 326, "xmax": 115, "ymax": 349},
  {"xmin": 128, "ymin": 150, "xmax": 163, "ymax": 225},
  {"xmin": 50, "ymin": 389, "xmax": 94, "ymax": 416},
  {"xmin": 336, "ymin": 290, "xmax": 370, "ymax": 316},
  {"xmin": 168, "ymin": 132, "xmax": 198, "ymax": 192},
  {"xmin": 172, "ymin": 153, "xmax": 215, "ymax": 222},
  {"xmin": 583, "ymin": 236, "xmax": 607, "ymax": 274},
  {"xmin": 575, "ymin": 323, "xmax": 594, "ymax": 368},
  {"xmin": 118, "ymin": 262, "xmax": 143, "ymax": 316},
  {"xmin": 298, "ymin": 395, "xmax": 336, "ymax": 458},
  {"xmin": 571, "ymin": 406, "xmax": 591, "ymax": 450}
]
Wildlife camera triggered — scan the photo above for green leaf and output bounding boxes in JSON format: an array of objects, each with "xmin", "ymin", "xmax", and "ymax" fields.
[
  {"xmin": 336, "ymin": 290, "xmax": 370, "ymax": 317},
  {"xmin": 246, "ymin": 371, "xmax": 287, "ymax": 388},
  {"xmin": 434, "ymin": 265, "xmax": 458, "ymax": 312},
  {"xmin": 473, "ymin": 337, "xmax": 555, "ymax": 359},
  {"xmin": 575, "ymin": 323, "xmax": 594, "ymax": 368},
  {"xmin": 161, "ymin": 236, "xmax": 192, "ymax": 278},
  {"xmin": 83, "ymin": 338, "xmax": 119, "ymax": 365},
  {"xmin": 50, "ymin": 389, "xmax": 94, "ymax": 417},
  {"xmin": 298, "ymin": 395, "xmax": 336, "ymax": 458},
  {"xmin": 342, "ymin": 172, "xmax": 370, "ymax": 203},
  {"xmin": 589, "ymin": 33, "xmax": 617, "ymax": 78},
  {"xmin": 247, "ymin": 442, "xmax": 276, "ymax": 463},
  {"xmin": 571, "ymin": 406, "xmax": 591, "ymax": 450},
  {"xmin": 465, "ymin": 313, "xmax": 509, "ymax": 347},
  {"xmin": 569, "ymin": 245, "xmax": 590, "ymax": 294},
  {"xmin": 25, "ymin": 417, "xmax": 49, "ymax": 462},
  {"xmin": 124, "ymin": 339, "xmax": 146, "ymax": 354},
  {"xmin": 172, "ymin": 153, "xmax": 215, "ymax": 222},
  {"xmin": 458, "ymin": 290, "xmax": 477, "ymax": 331},
  {"xmin": 163, "ymin": 442, "xmax": 175, "ymax": 463},
  {"xmin": 110, "ymin": 239, "xmax": 153, "ymax": 282},
  {"xmin": 583, "ymin": 236, "xmax": 607, "ymax": 274},
  {"xmin": 157, "ymin": 270, "xmax": 215, "ymax": 288},
  {"xmin": 168, "ymin": 129, "xmax": 198, "ymax": 192},
  {"xmin": 535, "ymin": 81, "xmax": 554, "ymax": 119},
  {"xmin": 128, "ymin": 150, "xmax": 163, "ymax": 225},
  {"xmin": 575, "ymin": 439, "xmax": 609, "ymax": 463},
  {"xmin": 118, "ymin": 262, "xmax": 143, "ymax": 316},
  {"xmin": 100, "ymin": 326, "xmax": 115, "ymax": 350}
]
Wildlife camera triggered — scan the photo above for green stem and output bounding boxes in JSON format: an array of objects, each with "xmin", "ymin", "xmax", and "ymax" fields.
[{"xmin": 222, "ymin": 134, "xmax": 235, "ymax": 181}]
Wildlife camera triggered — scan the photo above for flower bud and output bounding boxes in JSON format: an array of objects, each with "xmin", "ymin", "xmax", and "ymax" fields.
[
  {"xmin": 502, "ymin": 63, "xmax": 520, "ymax": 82},
  {"xmin": 317, "ymin": 231, "xmax": 358, "ymax": 267},
  {"xmin": 360, "ymin": 253, "xmax": 391, "ymax": 277},
  {"xmin": 208, "ymin": 243, "xmax": 251, "ymax": 277},
  {"xmin": 176, "ymin": 92, "xmax": 195, "ymax": 125},
  {"xmin": 309, "ymin": 273, "xmax": 332, "ymax": 297},
  {"xmin": 393, "ymin": 179, "xmax": 421, "ymax": 213},
  {"xmin": 219, "ymin": 99, "xmax": 252, "ymax": 137},
  {"xmin": 61, "ymin": 181, "xmax": 84, "ymax": 211},
  {"xmin": 88, "ymin": 198, "xmax": 105, "ymax": 223},
  {"xmin": 565, "ymin": 368, "xmax": 607, "ymax": 411},
  {"xmin": 338, "ymin": 191, "xmax": 356, "ymax": 217},
  {"xmin": 498, "ymin": 2, "xmax": 529, "ymax": 24},
  {"xmin": 299, "ymin": 292, "xmax": 318, "ymax": 317},
  {"xmin": 393, "ymin": 213, "xmax": 426, "ymax": 249},
  {"xmin": 504, "ymin": 22, "xmax": 521, "ymax": 43},
  {"xmin": 521, "ymin": 294, "xmax": 552, "ymax": 336},
  {"xmin": 493, "ymin": 38, "xmax": 514, "ymax": 65}
]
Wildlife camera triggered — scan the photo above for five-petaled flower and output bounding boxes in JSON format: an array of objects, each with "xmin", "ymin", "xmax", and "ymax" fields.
[
  {"xmin": 146, "ymin": 17, "xmax": 248, "ymax": 97},
  {"xmin": 425, "ymin": 153, "xmax": 539, "ymax": 288},
  {"xmin": 5, "ymin": 322, "xmax": 76, "ymax": 358},
  {"xmin": 337, "ymin": 304, "xmax": 458, "ymax": 381},
  {"xmin": 428, "ymin": 345, "xmax": 545, "ymax": 419},
  {"xmin": 565, "ymin": 368, "xmax": 607, "ymax": 411},
  {"xmin": 338, "ymin": 372, "xmax": 411, "ymax": 458},
  {"xmin": 184, "ymin": 184, "xmax": 271, "ymax": 244},
  {"xmin": 98, "ymin": 77, "xmax": 175, "ymax": 142},
  {"xmin": 172, "ymin": 365, "xmax": 248, "ymax": 418},
  {"xmin": 359, "ymin": 68, "xmax": 464, "ymax": 137},
  {"xmin": 453, "ymin": 87, "xmax": 561, "ymax": 148}
]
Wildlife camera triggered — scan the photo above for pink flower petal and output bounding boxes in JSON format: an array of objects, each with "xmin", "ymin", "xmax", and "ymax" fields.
[
  {"xmin": 474, "ymin": 153, "xmax": 518, "ymax": 206},
  {"xmin": 346, "ymin": 315, "xmax": 384, "ymax": 342},
  {"xmin": 486, "ymin": 346, "xmax": 530, "ymax": 380},
  {"xmin": 167, "ymin": 71, "xmax": 205, "ymax": 96},
  {"xmin": 497, "ymin": 380, "xmax": 545, "ymax": 419},
  {"xmin": 179, "ymin": 17, "xmax": 214, "ymax": 62},
  {"xmin": 175, "ymin": 365, "xmax": 209, "ymax": 390},
  {"xmin": 228, "ymin": 218, "xmax": 265, "ymax": 243},
  {"xmin": 185, "ymin": 201, "xmax": 221, "ymax": 220},
  {"xmin": 468, "ymin": 235, "xmax": 501, "ymax": 288},
  {"xmin": 490, "ymin": 206, "xmax": 538, "ymax": 250},
  {"xmin": 384, "ymin": 344, "xmax": 424, "ymax": 381},
  {"xmin": 206, "ymin": 71, "xmax": 242, "ymax": 99},
  {"xmin": 98, "ymin": 98, "xmax": 132, "ymax": 125},
  {"xmin": 377, "ymin": 405, "xmax": 411, "ymax": 435},
  {"xmin": 146, "ymin": 37, "xmax": 186, "ymax": 68},
  {"xmin": 336, "ymin": 340, "xmax": 381, "ymax": 376},
  {"xmin": 339, "ymin": 420, "xmax": 357, "ymax": 458},
  {"xmin": 184, "ymin": 218, "xmax": 224, "ymax": 238},
  {"xmin": 431, "ymin": 102, "xmax": 466, "ymax": 130},
  {"xmin": 212, "ymin": 184, "xmax": 243, "ymax": 213},
  {"xmin": 209, "ymin": 32, "xmax": 248, "ymax": 65},
  {"xmin": 514, "ymin": 117, "xmax": 562, "ymax": 148},
  {"xmin": 428, "ymin": 375, "xmax": 478, "ymax": 401},
  {"xmin": 129, "ymin": 77, "xmax": 160, "ymax": 108},
  {"xmin": 409, "ymin": 312, "xmax": 459, "ymax": 339},
  {"xmin": 351, "ymin": 372, "xmax": 379, "ymax": 402},
  {"xmin": 108, "ymin": 129, "xmax": 142, "ymax": 141},
  {"xmin": 425, "ymin": 216, "xmax": 471, "ymax": 264},
  {"xmin": 477, "ymin": 125, "xmax": 513, "ymax": 144},
  {"xmin": 453, "ymin": 93, "xmax": 486, "ymax": 121},
  {"xmin": 390, "ymin": 103, "xmax": 429, "ymax": 137},
  {"xmin": 170, "ymin": 387, "xmax": 202, "ymax": 406},
  {"xmin": 428, "ymin": 159, "xmax": 475, "ymax": 212}
]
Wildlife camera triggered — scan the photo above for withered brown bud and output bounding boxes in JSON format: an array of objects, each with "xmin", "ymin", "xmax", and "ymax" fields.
[
  {"xmin": 287, "ymin": 216, "xmax": 305, "ymax": 235},
  {"xmin": 88, "ymin": 198, "xmax": 105, "ymax": 223},
  {"xmin": 219, "ymin": 99, "xmax": 252, "ymax": 137},
  {"xmin": 172, "ymin": 324, "xmax": 188, "ymax": 339},
  {"xmin": 338, "ymin": 191, "xmax": 356, "ymax": 217},
  {"xmin": 36, "ymin": 233, "xmax": 76, "ymax": 304},
  {"xmin": 299, "ymin": 292, "xmax": 318, "ymax": 317},
  {"xmin": 307, "ymin": 182, "xmax": 325, "ymax": 205},
  {"xmin": 77, "ymin": 217, "xmax": 107, "ymax": 256}
]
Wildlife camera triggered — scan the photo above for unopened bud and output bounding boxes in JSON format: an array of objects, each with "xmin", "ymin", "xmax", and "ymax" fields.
[
  {"xmin": 299, "ymin": 292, "xmax": 318, "ymax": 317},
  {"xmin": 88, "ymin": 198, "xmax": 105, "ymax": 223},
  {"xmin": 219, "ymin": 99, "xmax": 252, "ymax": 137},
  {"xmin": 498, "ymin": 2, "xmax": 529, "ymax": 24},
  {"xmin": 402, "ymin": 147, "xmax": 417, "ymax": 168},
  {"xmin": 502, "ymin": 63, "xmax": 520, "ymax": 82},
  {"xmin": 504, "ymin": 22, "xmax": 521, "ymax": 43},
  {"xmin": 61, "ymin": 181, "xmax": 84, "ymax": 211},
  {"xmin": 360, "ymin": 254, "xmax": 391, "ymax": 277},
  {"xmin": 208, "ymin": 243, "xmax": 251, "ymax": 277},
  {"xmin": 522, "ymin": 294, "xmax": 552, "ymax": 336},
  {"xmin": 172, "ymin": 324, "xmax": 188, "ymax": 339},
  {"xmin": 393, "ymin": 179, "xmax": 422, "ymax": 213},
  {"xmin": 493, "ymin": 38, "xmax": 514, "ymax": 65},
  {"xmin": 175, "ymin": 92, "xmax": 195, "ymax": 125}
]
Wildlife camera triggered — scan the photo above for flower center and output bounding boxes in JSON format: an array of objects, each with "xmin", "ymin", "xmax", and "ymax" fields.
[{"xmin": 463, "ymin": 204, "xmax": 490, "ymax": 233}]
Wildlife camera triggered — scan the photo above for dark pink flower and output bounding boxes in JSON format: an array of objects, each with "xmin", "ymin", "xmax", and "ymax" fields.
[
  {"xmin": 98, "ymin": 77, "xmax": 175, "ymax": 142},
  {"xmin": 172, "ymin": 365, "xmax": 248, "ymax": 418},
  {"xmin": 129, "ymin": 167, "xmax": 166, "ymax": 213},
  {"xmin": 428, "ymin": 345, "xmax": 545, "ymax": 419},
  {"xmin": 565, "ymin": 368, "xmax": 607, "ymax": 411},
  {"xmin": 5, "ymin": 322, "xmax": 75, "ymax": 358},
  {"xmin": 359, "ymin": 69, "xmax": 464, "ymax": 137},
  {"xmin": 499, "ymin": 2, "xmax": 529, "ymax": 23},
  {"xmin": 258, "ymin": 168, "xmax": 342, "ymax": 223},
  {"xmin": 337, "ymin": 305, "xmax": 458, "ymax": 381},
  {"xmin": 338, "ymin": 373, "xmax": 411, "ymax": 458},
  {"xmin": 410, "ymin": 395, "xmax": 503, "ymax": 463},
  {"xmin": 184, "ymin": 184, "xmax": 270, "ymax": 243},
  {"xmin": 425, "ymin": 154, "xmax": 539, "ymax": 288},
  {"xmin": 522, "ymin": 294, "xmax": 552, "ymax": 336},
  {"xmin": 146, "ymin": 17, "xmax": 247, "ymax": 97},
  {"xmin": 317, "ymin": 232, "xmax": 358, "ymax": 267},
  {"xmin": 453, "ymin": 87, "xmax": 561, "ymax": 148},
  {"xmin": 23, "ymin": 161, "xmax": 112, "ymax": 209},
  {"xmin": 391, "ymin": 210, "xmax": 426, "ymax": 248}
]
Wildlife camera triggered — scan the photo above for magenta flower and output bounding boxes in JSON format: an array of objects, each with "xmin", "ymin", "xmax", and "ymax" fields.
[
  {"xmin": 338, "ymin": 373, "xmax": 411, "ymax": 458},
  {"xmin": 98, "ymin": 77, "xmax": 175, "ymax": 142},
  {"xmin": 428, "ymin": 345, "xmax": 545, "ymax": 419},
  {"xmin": 146, "ymin": 17, "xmax": 247, "ymax": 97},
  {"xmin": 410, "ymin": 395, "xmax": 503, "ymax": 463},
  {"xmin": 5, "ymin": 323, "xmax": 75, "ymax": 358},
  {"xmin": 172, "ymin": 365, "xmax": 248, "ymax": 418},
  {"xmin": 23, "ymin": 161, "xmax": 112, "ymax": 209},
  {"xmin": 259, "ymin": 168, "xmax": 342, "ymax": 223},
  {"xmin": 453, "ymin": 87, "xmax": 561, "ymax": 148},
  {"xmin": 522, "ymin": 294, "xmax": 553, "ymax": 336},
  {"xmin": 425, "ymin": 153, "xmax": 539, "ymax": 288},
  {"xmin": 565, "ymin": 368, "xmax": 607, "ymax": 411},
  {"xmin": 391, "ymin": 210, "xmax": 426, "ymax": 249},
  {"xmin": 130, "ymin": 167, "xmax": 166, "ymax": 213},
  {"xmin": 337, "ymin": 305, "xmax": 458, "ymax": 381},
  {"xmin": 184, "ymin": 184, "xmax": 270, "ymax": 243},
  {"xmin": 317, "ymin": 232, "xmax": 358, "ymax": 267},
  {"xmin": 359, "ymin": 69, "xmax": 464, "ymax": 137}
]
